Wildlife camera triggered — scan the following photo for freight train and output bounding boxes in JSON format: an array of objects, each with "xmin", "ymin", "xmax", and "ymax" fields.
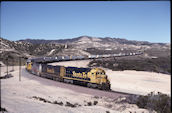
[{"xmin": 25, "ymin": 59, "xmax": 111, "ymax": 90}]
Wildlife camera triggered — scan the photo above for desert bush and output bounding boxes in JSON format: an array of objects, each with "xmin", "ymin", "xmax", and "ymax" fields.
[
  {"xmin": 136, "ymin": 95, "xmax": 149, "ymax": 108},
  {"xmin": 0, "ymin": 107, "xmax": 7, "ymax": 112},
  {"xmin": 106, "ymin": 111, "xmax": 110, "ymax": 113},
  {"xmin": 65, "ymin": 101, "xmax": 77, "ymax": 108},
  {"xmin": 32, "ymin": 96, "xmax": 51, "ymax": 103},
  {"xmin": 127, "ymin": 92, "xmax": 171, "ymax": 113},
  {"xmin": 74, "ymin": 103, "xmax": 81, "ymax": 107},
  {"xmin": 93, "ymin": 101, "xmax": 98, "ymax": 105},
  {"xmin": 0, "ymin": 74, "xmax": 13, "ymax": 79},
  {"xmin": 53, "ymin": 101, "xmax": 63, "ymax": 106},
  {"xmin": 87, "ymin": 102, "xmax": 92, "ymax": 106},
  {"xmin": 93, "ymin": 96, "xmax": 99, "ymax": 99}
]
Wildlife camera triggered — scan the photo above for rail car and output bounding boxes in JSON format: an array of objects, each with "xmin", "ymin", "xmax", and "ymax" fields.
[
  {"xmin": 25, "ymin": 59, "xmax": 33, "ymax": 71},
  {"xmin": 25, "ymin": 59, "xmax": 111, "ymax": 90}
]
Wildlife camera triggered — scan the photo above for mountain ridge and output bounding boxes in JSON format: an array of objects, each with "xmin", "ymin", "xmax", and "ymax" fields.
[
  {"xmin": 0, "ymin": 36, "xmax": 170, "ymax": 74},
  {"xmin": 18, "ymin": 36, "xmax": 169, "ymax": 45}
]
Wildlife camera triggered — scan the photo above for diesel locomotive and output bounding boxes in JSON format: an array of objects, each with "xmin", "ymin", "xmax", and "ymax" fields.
[{"xmin": 25, "ymin": 59, "xmax": 111, "ymax": 90}]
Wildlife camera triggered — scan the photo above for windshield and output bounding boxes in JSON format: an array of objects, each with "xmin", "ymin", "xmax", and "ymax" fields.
[
  {"xmin": 96, "ymin": 72, "xmax": 105, "ymax": 75},
  {"xmin": 96, "ymin": 72, "xmax": 107, "ymax": 79}
]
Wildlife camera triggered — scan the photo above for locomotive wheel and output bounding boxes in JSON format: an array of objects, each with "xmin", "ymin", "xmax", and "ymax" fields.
[
  {"xmin": 87, "ymin": 83, "xmax": 91, "ymax": 88},
  {"xmin": 59, "ymin": 78, "xmax": 63, "ymax": 82},
  {"xmin": 87, "ymin": 83, "xmax": 97, "ymax": 89},
  {"xmin": 64, "ymin": 79, "xmax": 73, "ymax": 84},
  {"xmin": 101, "ymin": 83, "xmax": 111, "ymax": 90}
]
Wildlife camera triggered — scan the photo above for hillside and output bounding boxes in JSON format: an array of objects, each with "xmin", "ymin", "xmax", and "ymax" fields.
[{"xmin": 0, "ymin": 36, "xmax": 170, "ymax": 74}]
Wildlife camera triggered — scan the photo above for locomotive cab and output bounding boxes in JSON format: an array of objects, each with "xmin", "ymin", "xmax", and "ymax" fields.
[{"xmin": 89, "ymin": 68, "xmax": 111, "ymax": 90}]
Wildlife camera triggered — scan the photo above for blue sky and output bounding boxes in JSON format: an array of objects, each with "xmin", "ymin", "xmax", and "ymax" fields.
[{"xmin": 1, "ymin": 1, "xmax": 170, "ymax": 43}]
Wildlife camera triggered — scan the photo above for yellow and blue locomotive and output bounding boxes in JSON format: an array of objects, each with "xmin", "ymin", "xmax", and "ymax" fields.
[{"xmin": 25, "ymin": 59, "xmax": 111, "ymax": 90}]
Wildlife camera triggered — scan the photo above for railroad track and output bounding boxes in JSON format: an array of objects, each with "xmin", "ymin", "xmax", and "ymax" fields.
[
  {"xmin": 25, "ymin": 52, "xmax": 143, "ymax": 98},
  {"xmin": 24, "ymin": 68, "xmax": 135, "ymax": 99}
]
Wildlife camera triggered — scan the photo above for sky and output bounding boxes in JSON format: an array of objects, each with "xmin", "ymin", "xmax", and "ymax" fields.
[{"xmin": 1, "ymin": 1, "xmax": 170, "ymax": 43}]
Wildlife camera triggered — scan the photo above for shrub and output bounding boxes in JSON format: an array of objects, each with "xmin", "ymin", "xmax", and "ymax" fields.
[
  {"xmin": 93, "ymin": 101, "xmax": 98, "ymax": 105},
  {"xmin": 53, "ymin": 101, "xmax": 63, "ymax": 106},
  {"xmin": 87, "ymin": 102, "xmax": 92, "ymax": 106},
  {"xmin": 106, "ymin": 111, "xmax": 110, "ymax": 113},
  {"xmin": 136, "ymin": 95, "xmax": 149, "ymax": 108},
  {"xmin": 127, "ymin": 92, "xmax": 171, "ymax": 113},
  {"xmin": 65, "ymin": 102, "xmax": 77, "ymax": 108},
  {"xmin": 32, "ymin": 96, "xmax": 51, "ymax": 103},
  {"xmin": 0, "ymin": 107, "xmax": 7, "ymax": 112},
  {"xmin": 93, "ymin": 96, "xmax": 99, "ymax": 99}
]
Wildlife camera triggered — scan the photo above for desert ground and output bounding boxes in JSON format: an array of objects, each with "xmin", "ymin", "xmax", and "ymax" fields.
[{"xmin": 1, "ymin": 59, "xmax": 170, "ymax": 113}]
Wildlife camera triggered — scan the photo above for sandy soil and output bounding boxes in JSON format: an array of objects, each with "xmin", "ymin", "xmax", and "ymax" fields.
[
  {"xmin": 50, "ymin": 60, "xmax": 91, "ymax": 67},
  {"xmin": 106, "ymin": 69, "xmax": 170, "ymax": 95},
  {"xmin": 1, "ymin": 66, "xmax": 153, "ymax": 113}
]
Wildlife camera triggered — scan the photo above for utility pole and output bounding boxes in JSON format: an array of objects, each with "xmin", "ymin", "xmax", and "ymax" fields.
[
  {"xmin": 12, "ymin": 57, "xmax": 15, "ymax": 71},
  {"xmin": 19, "ymin": 57, "xmax": 21, "ymax": 81},
  {"xmin": 0, "ymin": 64, "xmax": 1, "ymax": 77},
  {"xmin": 6, "ymin": 57, "xmax": 8, "ymax": 75},
  {"xmin": 8, "ymin": 56, "xmax": 14, "ymax": 72}
]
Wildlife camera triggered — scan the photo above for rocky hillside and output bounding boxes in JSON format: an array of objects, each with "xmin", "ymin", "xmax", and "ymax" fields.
[
  {"xmin": 0, "ymin": 36, "xmax": 170, "ymax": 74},
  {"xmin": 0, "ymin": 37, "xmax": 64, "ymax": 65},
  {"xmin": 19, "ymin": 36, "xmax": 170, "ymax": 57},
  {"xmin": 1, "ymin": 35, "xmax": 170, "ymax": 59}
]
